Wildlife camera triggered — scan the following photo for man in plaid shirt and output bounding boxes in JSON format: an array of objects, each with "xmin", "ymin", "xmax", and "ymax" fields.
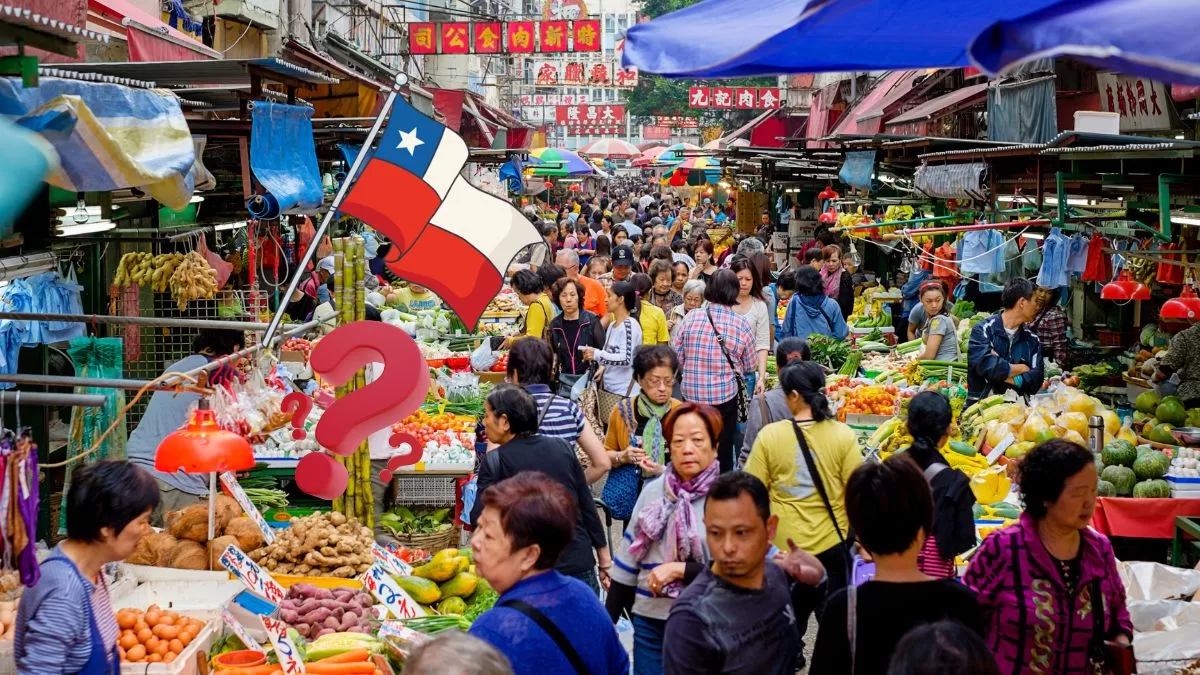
[{"xmin": 672, "ymin": 269, "xmax": 756, "ymax": 472}]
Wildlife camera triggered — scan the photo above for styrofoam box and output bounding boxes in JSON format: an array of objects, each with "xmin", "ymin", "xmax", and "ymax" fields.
[
  {"xmin": 1074, "ymin": 111, "xmax": 1120, "ymax": 135},
  {"xmin": 1167, "ymin": 474, "xmax": 1200, "ymax": 498}
]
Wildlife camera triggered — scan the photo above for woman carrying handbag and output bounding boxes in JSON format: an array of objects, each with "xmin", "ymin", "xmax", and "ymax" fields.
[{"xmin": 580, "ymin": 281, "xmax": 643, "ymax": 431}]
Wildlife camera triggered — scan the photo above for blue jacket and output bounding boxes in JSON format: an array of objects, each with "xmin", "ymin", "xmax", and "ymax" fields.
[
  {"xmin": 781, "ymin": 294, "xmax": 848, "ymax": 341},
  {"xmin": 966, "ymin": 313, "xmax": 1045, "ymax": 403}
]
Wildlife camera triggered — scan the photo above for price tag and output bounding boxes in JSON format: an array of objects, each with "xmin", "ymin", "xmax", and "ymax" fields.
[
  {"xmin": 359, "ymin": 563, "xmax": 424, "ymax": 619},
  {"xmin": 220, "ymin": 605, "xmax": 266, "ymax": 654},
  {"xmin": 261, "ymin": 615, "xmax": 306, "ymax": 674},
  {"xmin": 987, "ymin": 433, "xmax": 1016, "ymax": 465},
  {"xmin": 219, "ymin": 544, "xmax": 286, "ymax": 606},
  {"xmin": 372, "ymin": 543, "xmax": 414, "ymax": 577},
  {"xmin": 219, "ymin": 471, "xmax": 277, "ymax": 545}
]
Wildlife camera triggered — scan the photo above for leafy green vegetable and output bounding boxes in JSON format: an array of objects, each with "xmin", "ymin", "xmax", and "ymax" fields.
[{"xmin": 808, "ymin": 335, "xmax": 851, "ymax": 371}]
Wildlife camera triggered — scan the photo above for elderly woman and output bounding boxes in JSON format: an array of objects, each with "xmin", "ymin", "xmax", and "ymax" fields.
[
  {"xmin": 16, "ymin": 460, "xmax": 159, "ymax": 673},
  {"xmin": 669, "ymin": 279, "xmax": 705, "ymax": 341},
  {"xmin": 470, "ymin": 386, "xmax": 612, "ymax": 594},
  {"xmin": 647, "ymin": 259, "xmax": 683, "ymax": 315},
  {"xmin": 470, "ymin": 473, "xmax": 628, "ymax": 674},
  {"xmin": 964, "ymin": 439, "xmax": 1132, "ymax": 674}
]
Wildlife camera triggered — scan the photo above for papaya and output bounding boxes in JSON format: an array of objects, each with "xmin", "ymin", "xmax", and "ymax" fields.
[
  {"xmin": 394, "ymin": 575, "xmax": 442, "ymax": 604},
  {"xmin": 439, "ymin": 571, "xmax": 479, "ymax": 599},
  {"xmin": 458, "ymin": 547, "xmax": 474, "ymax": 562},
  {"xmin": 435, "ymin": 548, "xmax": 461, "ymax": 563},
  {"xmin": 413, "ymin": 556, "xmax": 461, "ymax": 582},
  {"xmin": 948, "ymin": 440, "xmax": 977, "ymax": 457},
  {"xmin": 437, "ymin": 596, "xmax": 467, "ymax": 615},
  {"xmin": 456, "ymin": 556, "xmax": 471, "ymax": 573}
]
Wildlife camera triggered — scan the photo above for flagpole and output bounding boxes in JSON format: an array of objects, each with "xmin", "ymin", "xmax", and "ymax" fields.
[{"xmin": 261, "ymin": 74, "xmax": 408, "ymax": 347}]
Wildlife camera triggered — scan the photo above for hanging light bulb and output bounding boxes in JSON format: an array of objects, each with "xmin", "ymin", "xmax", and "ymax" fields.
[
  {"xmin": 72, "ymin": 198, "xmax": 90, "ymax": 224},
  {"xmin": 848, "ymin": 240, "xmax": 862, "ymax": 267},
  {"xmin": 1161, "ymin": 285, "xmax": 1200, "ymax": 321}
]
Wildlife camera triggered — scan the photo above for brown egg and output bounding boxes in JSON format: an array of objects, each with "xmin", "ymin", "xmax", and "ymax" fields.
[
  {"xmin": 153, "ymin": 624, "xmax": 181, "ymax": 640},
  {"xmin": 152, "ymin": 640, "xmax": 169, "ymax": 656},
  {"xmin": 143, "ymin": 610, "xmax": 161, "ymax": 626},
  {"xmin": 135, "ymin": 628, "xmax": 153, "ymax": 643},
  {"xmin": 125, "ymin": 644, "xmax": 146, "ymax": 662},
  {"xmin": 163, "ymin": 652, "xmax": 177, "ymax": 663},
  {"xmin": 116, "ymin": 611, "xmax": 137, "ymax": 630},
  {"xmin": 168, "ymin": 639, "xmax": 183, "ymax": 654},
  {"xmin": 133, "ymin": 620, "xmax": 148, "ymax": 633},
  {"xmin": 146, "ymin": 653, "xmax": 162, "ymax": 663},
  {"xmin": 144, "ymin": 637, "xmax": 161, "ymax": 653},
  {"xmin": 158, "ymin": 613, "xmax": 176, "ymax": 626},
  {"xmin": 177, "ymin": 630, "xmax": 194, "ymax": 647},
  {"xmin": 118, "ymin": 633, "xmax": 138, "ymax": 650}
]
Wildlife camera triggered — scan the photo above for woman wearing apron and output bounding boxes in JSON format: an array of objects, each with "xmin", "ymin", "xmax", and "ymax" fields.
[{"xmin": 16, "ymin": 461, "xmax": 159, "ymax": 673}]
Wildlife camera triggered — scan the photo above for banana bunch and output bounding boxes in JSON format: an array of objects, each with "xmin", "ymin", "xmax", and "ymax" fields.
[
  {"xmin": 168, "ymin": 251, "xmax": 218, "ymax": 311},
  {"xmin": 113, "ymin": 252, "xmax": 154, "ymax": 289},
  {"xmin": 151, "ymin": 253, "xmax": 185, "ymax": 292},
  {"xmin": 1125, "ymin": 257, "xmax": 1155, "ymax": 285},
  {"xmin": 226, "ymin": 251, "xmax": 244, "ymax": 275}
]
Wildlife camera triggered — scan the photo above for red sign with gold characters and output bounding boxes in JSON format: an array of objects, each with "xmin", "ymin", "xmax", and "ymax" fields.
[
  {"xmin": 408, "ymin": 20, "xmax": 605, "ymax": 54},
  {"xmin": 555, "ymin": 104, "xmax": 625, "ymax": 126},
  {"xmin": 473, "ymin": 22, "xmax": 502, "ymax": 53},
  {"xmin": 441, "ymin": 23, "xmax": 470, "ymax": 54},
  {"xmin": 689, "ymin": 87, "xmax": 782, "ymax": 109},
  {"xmin": 409, "ymin": 22, "xmax": 437, "ymax": 55}
]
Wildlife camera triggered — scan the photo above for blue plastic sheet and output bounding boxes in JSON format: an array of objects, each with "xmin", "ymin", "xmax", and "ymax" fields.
[
  {"xmin": 249, "ymin": 101, "xmax": 323, "ymax": 216},
  {"xmin": 838, "ymin": 151, "xmax": 876, "ymax": 191}
]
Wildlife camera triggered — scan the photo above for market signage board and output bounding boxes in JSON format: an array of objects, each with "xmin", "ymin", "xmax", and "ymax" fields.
[
  {"xmin": 371, "ymin": 542, "xmax": 415, "ymax": 577},
  {"xmin": 219, "ymin": 471, "xmax": 277, "ymax": 544},
  {"xmin": 533, "ymin": 61, "xmax": 638, "ymax": 88},
  {"xmin": 555, "ymin": 104, "xmax": 625, "ymax": 126},
  {"xmin": 520, "ymin": 94, "xmax": 591, "ymax": 105},
  {"xmin": 689, "ymin": 87, "xmax": 781, "ymax": 109},
  {"xmin": 261, "ymin": 615, "xmax": 306, "ymax": 674},
  {"xmin": 409, "ymin": 20, "xmax": 601, "ymax": 54},
  {"xmin": 1096, "ymin": 72, "xmax": 1171, "ymax": 132},
  {"xmin": 219, "ymin": 544, "xmax": 286, "ymax": 606},
  {"xmin": 653, "ymin": 115, "xmax": 700, "ymax": 128},
  {"xmin": 359, "ymin": 563, "xmax": 425, "ymax": 619}
]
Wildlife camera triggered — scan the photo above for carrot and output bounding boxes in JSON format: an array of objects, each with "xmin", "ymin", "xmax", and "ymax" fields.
[
  {"xmin": 222, "ymin": 668, "xmax": 279, "ymax": 675},
  {"xmin": 319, "ymin": 649, "xmax": 371, "ymax": 664},
  {"xmin": 302, "ymin": 663, "xmax": 377, "ymax": 674}
]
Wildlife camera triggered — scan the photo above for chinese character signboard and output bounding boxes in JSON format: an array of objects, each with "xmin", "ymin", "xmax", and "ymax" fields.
[
  {"xmin": 409, "ymin": 20, "xmax": 610, "ymax": 54},
  {"xmin": 1096, "ymin": 72, "xmax": 1170, "ymax": 132},
  {"xmin": 586, "ymin": 62, "xmax": 611, "ymax": 86},
  {"xmin": 653, "ymin": 116, "xmax": 700, "ymax": 128},
  {"xmin": 614, "ymin": 66, "xmax": 638, "ymax": 88},
  {"xmin": 689, "ymin": 87, "xmax": 782, "ymax": 109},
  {"xmin": 534, "ymin": 61, "xmax": 561, "ymax": 86},
  {"xmin": 555, "ymin": 104, "xmax": 625, "ymax": 126},
  {"xmin": 643, "ymin": 125, "xmax": 672, "ymax": 139},
  {"xmin": 543, "ymin": 0, "xmax": 588, "ymax": 20}
]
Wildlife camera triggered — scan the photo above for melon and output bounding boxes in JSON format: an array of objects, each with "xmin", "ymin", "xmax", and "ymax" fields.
[
  {"xmin": 1150, "ymin": 423, "xmax": 1177, "ymax": 445},
  {"xmin": 1100, "ymin": 465, "xmax": 1137, "ymax": 496},
  {"xmin": 1099, "ymin": 409, "xmax": 1120, "ymax": 437},
  {"xmin": 1132, "ymin": 450, "xmax": 1169, "ymax": 480},
  {"xmin": 1059, "ymin": 412, "xmax": 1090, "ymax": 437},
  {"xmin": 1094, "ymin": 453, "xmax": 1106, "ymax": 476},
  {"xmin": 1135, "ymin": 391, "xmax": 1161, "ymax": 415},
  {"xmin": 1096, "ymin": 480, "xmax": 1117, "ymax": 497},
  {"xmin": 1132, "ymin": 479, "xmax": 1170, "ymax": 499},
  {"xmin": 1156, "ymin": 396, "xmax": 1187, "ymax": 426},
  {"xmin": 1101, "ymin": 439, "xmax": 1137, "ymax": 468}
]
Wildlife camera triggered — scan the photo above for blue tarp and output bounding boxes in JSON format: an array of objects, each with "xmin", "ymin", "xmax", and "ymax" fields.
[
  {"xmin": 249, "ymin": 101, "xmax": 323, "ymax": 217},
  {"xmin": 838, "ymin": 151, "xmax": 875, "ymax": 191},
  {"xmin": 988, "ymin": 77, "xmax": 1058, "ymax": 144},
  {"xmin": 624, "ymin": 0, "xmax": 1200, "ymax": 84}
]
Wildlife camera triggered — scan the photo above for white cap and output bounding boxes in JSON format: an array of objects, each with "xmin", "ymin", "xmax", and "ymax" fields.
[{"xmin": 317, "ymin": 256, "xmax": 336, "ymax": 274}]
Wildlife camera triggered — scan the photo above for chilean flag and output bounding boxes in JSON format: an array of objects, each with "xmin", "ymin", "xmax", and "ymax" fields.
[{"xmin": 340, "ymin": 98, "xmax": 540, "ymax": 327}]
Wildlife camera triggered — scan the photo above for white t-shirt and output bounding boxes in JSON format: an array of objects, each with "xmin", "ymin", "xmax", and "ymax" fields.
[{"xmin": 736, "ymin": 298, "xmax": 772, "ymax": 356}]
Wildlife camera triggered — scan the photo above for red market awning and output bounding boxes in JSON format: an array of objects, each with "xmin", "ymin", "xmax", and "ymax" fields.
[
  {"xmin": 805, "ymin": 82, "xmax": 841, "ymax": 148},
  {"xmin": 89, "ymin": 0, "xmax": 218, "ymax": 61},
  {"xmin": 884, "ymin": 82, "xmax": 989, "ymax": 136},
  {"xmin": 429, "ymin": 87, "xmax": 533, "ymax": 149},
  {"xmin": 830, "ymin": 70, "xmax": 926, "ymax": 137}
]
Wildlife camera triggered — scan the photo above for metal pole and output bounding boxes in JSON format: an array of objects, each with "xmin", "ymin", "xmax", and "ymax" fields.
[
  {"xmin": 0, "ymin": 374, "xmax": 194, "ymax": 391},
  {"xmin": 173, "ymin": 318, "xmax": 326, "ymax": 384},
  {"xmin": 0, "ymin": 311, "xmax": 301, "ymax": 332},
  {"xmin": 261, "ymin": 76, "xmax": 407, "ymax": 347},
  {"xmin": 0, "ymin": 391, "xmax": 107, "ymax": 407}
]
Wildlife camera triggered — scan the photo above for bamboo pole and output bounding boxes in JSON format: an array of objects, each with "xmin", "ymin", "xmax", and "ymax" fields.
[
  {"xmin": 352, "ymin": 236, "xmax": 373, "ymax": 527},
  {"xmin": 332, "ymin": 238, "xmax": 349, "ymax": 515}
]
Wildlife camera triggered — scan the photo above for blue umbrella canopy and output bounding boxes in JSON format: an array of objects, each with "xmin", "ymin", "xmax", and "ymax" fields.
[
  {"xmin": 623, "ymin": 0, "xmax": 1065, "ymax": 78},
  {"xmin": 969, "ymin": 0, "xmax": 1200, "ymax": 84}
]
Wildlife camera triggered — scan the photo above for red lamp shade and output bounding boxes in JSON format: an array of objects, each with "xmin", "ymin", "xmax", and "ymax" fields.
[
  {"xmin": 1101, "ymin": 270, "xmax": 1150, "ymax": 301},
  {"xmin": 543, "ymin": 180, "xmax": 554, "ymax": 188},
  {"xmin": 818, "ymin": 184, "xmax": 840, "ymax": 201},
  {"xmin": 1161, "ymin": 286, "xmax": 1200, "ymax": 321},
  {"xmin": 156, "ymin": 401, "xmax": 254, "ymax": 474},
  {"xmin": 818, "ymin": 207, "xmax": 838, "ymax": 224}
]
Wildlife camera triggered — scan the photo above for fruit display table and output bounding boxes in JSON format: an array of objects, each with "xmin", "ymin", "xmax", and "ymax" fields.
[{"xmin": 1092, "ymin": 498, "xmax": 1200, "ymax": 539}]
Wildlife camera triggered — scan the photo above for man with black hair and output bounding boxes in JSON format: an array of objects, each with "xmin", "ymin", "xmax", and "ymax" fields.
[
  {"xmin": 966, "ymin": 278, "xmax": 1044, "ymax": 404},
  {"xmin": 663, "ymin": 472, "xmax": 823, "ymax": 675}
]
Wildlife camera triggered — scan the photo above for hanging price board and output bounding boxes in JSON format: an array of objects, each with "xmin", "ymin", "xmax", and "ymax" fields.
[
  {"xmin": 371, "ymin": 543, "xmax": 414, "ymax": 577},
  {"xmin": 219, "ymin": 544, "xmax": 286, "ymax": 606},
  {"xmin": 220, "ymin": 605, "xmax": 266, "ymax": 653},
  {"xmin": 219, "ymin": 472, "xmax": 277, "ymax": 544},
  {"xmin": 359, "ymin": 563, "xmax": 424, "ymax": 619},
  {"xmin": 261, "ymin": 616, "xmax": 306, "ymax": 674}
]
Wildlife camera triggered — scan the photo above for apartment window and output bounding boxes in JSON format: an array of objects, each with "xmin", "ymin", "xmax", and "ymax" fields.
[
  {"xmin": 617, "ymin": 16, "xmax": 627, "ymax": 29},
  {"xmin": 604, "ymin": 48, "xmax": 614, "ymax": 60},
  {"xmin": 605, "ymin": 16, "xmax": 615, "ymax": 31}
]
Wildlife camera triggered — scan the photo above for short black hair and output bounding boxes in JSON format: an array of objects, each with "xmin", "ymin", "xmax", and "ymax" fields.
[
  {"xmin": 704, "ymin": 268, "xmax": 740, "ymax": 306},
  {"xmin": 706, "ymin": 471, "xmax": 771, "ymax": 523},
  {"xmin": 486, "ymin": 384, "xmax": 539, "ymax": 437},
  {"xmin": 1017, "ymin": 439, "xmax": 1094, "ymax": 519},
  {"xmin": 794, "ymin": 265, "xmax": 825, "ymax": 297},
  {"xmin": 507, "ymin": 337, "xmax": 553, "ymax": 386},
  {"xmin": 511, "ymin": 269, "xmax": 544, "ymax": 295},
  {"xmin": 551, "ymin": 277, "xmax": 586, "ymax": 310},
  {"xmin": 776, "ymin": 269, "xmax": 798, "ymax": 292},
  {"xmin": 538, "ymin": 263, "xmax": 566, "ymax": 292},
  {"xmin": 886, "ymin": 621, "xmax": 1000, "ymax": 675},
  {"xmin": 779, "ymin": 361, "xmax": 833, "ymax": 422},
  {"xmin": 775, "ymin": 337, "xmax": 810, "ymax": 369},
  {"xmin": 192, "ymin": 329, "xmax": 245, "ymax": 356},
  {"xmin": 67, "ymin": 460, "xmax": 159, "ymax": 542},
  {"xmin": 1002, "ymin": 278, "xmax": 1035, "ymax": 309},
  {"xmin": 804, "ymin": 247, "xmax": 824, "ymax": 264},
  {"xmin": 634, "ymin": 344, "xmax": 679, "ymax": 379},
  {"xmin": 845, "ymin": 455, "xmax": 933, "ymax": 556}
]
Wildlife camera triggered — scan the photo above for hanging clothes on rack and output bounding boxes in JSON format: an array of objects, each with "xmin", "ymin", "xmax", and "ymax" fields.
[
  {"xmin": 995, "ymin": 237, "xmax": 1024, "ymax": 284},
  {"xmin": 1022, "ymin": 236, "xmax": 1043, "ymax": 275},
  {"xmin": 1066, "ymin": 234, "xmax": 1089, "ymax": 276},
  {"xmin": 1082, "ymin": 233, "xmax": 1113, "ymax": 283},
  {"xmin": 28, "ymin": 271, "xmax": 85, "ymax": 344},
  {"xmin": 959, "ymin": 228, "xmax": 1005, "ymax": 275},
  {"xmin": 933, "ymin": 241, "xmax": 959, "ymax": 294},
  {"xmin": 8, "ymin": 432, "xmax": 39, "ymax": 587},
  {"xmin": 1037, "ymin": 228, "xmax": 1071, "ymax": 289},
  {"xmin": 1157, "ymin": 242, "xmax": 1186, "ymax": 285}
]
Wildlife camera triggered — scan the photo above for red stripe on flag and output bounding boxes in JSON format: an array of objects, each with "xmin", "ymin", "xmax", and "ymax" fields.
[
  {"xmin": 386, "ymin": 226, "xmax": 502, "ymax": 328},
  {"xmin": 340, "ymin": 160, "xmax": 441, "ymax": 253}
]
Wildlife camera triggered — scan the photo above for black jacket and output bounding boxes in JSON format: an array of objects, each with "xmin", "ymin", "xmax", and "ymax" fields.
[
  {"xmin": 469, "ymin": 435, "xmax": 606, "ymax": 576},
  {"xmin": 966, "ymin": 313, "xmax": 1045, "ymax": 403},
  {"xmin": 549, "ymin": 310, "xmax": 605, "ymax": 378},
  {"xmin": 836, "ymin": 270, "xmax": 854, "ymax": 321}
]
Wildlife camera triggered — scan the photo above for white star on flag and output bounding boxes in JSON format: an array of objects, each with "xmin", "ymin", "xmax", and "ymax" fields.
[{"xmin": 397, "ymin": 128, "xmax": 424, "ymax": 155}]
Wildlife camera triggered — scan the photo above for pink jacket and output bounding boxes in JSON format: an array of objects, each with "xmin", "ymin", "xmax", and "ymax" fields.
[{"xmin": 963, "ymin": 514, "xmax": 1132, "ymax": 675}]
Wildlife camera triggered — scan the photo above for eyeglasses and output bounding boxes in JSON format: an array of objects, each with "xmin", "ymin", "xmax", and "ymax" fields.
[{"xmin": 642, "ymin": 376, "xmax": 674, "ymax": 389}]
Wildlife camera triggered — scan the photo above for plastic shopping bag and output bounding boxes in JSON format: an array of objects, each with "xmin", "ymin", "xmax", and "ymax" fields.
[{"xmin": 470, "ymin": 338, "xmax": 498, "ymax": 372}]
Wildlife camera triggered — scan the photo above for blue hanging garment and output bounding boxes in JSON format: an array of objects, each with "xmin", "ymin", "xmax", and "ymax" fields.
[
  {"xmin": 1066, "ymin": 233, "xmax": 1089, "ymax": 274},
  {"xmin": 959, "ymin": 229, "xmax": 1005, "ymax": 274},
  {"xmin": 1037, "ymin": 228, "xmax": 1071, "ymax": 288},
  {"xmin": 1022, "ymin": 237, "xmax": 1043, "ymax": 273}
]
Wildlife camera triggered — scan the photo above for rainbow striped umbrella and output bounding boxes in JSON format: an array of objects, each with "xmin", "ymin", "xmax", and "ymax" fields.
[
  {"xmin": 703, "ymin": 138, "xmax": 750, "ymax": 150},
  {"xmin": 664, "ymin": 155, "xmax": 721, "ymax": 185},
  {"xmin": 631, "ymin": 145, "xmax": 669, "ymax": 167},
  {"xmin": 527, "ymin": 147, "xmax": 593, "ymax": 176},
  {"xmin": 578, "ymin": 138, "xmax": 640, "ymax": 159}
]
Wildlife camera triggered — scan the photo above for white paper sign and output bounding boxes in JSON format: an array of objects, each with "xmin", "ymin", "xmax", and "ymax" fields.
[
  {"xmin": 987, "ymin": 432, "xmax": 1016, "ymax": 465},
  {"xmin": 221, "ymin": 605, "xmax": 266, "ymax": 654},
  {"xmin": 219, "ymin": 544, "xmax": 286, "ymax": 606},
  {"xmin": 359, "ymin": 563, "xmax": 424, "ymax": 619},
  {"xmin": 372, "ymin": 543, "xmax": 414, "ymax": 577},
  {"xmin": 261, "ymin": 615, "xmax": 306, "ymax": 674},
  {"xmin": 219, "ymin": 472, "xmax": 277, "ymax": 544}
]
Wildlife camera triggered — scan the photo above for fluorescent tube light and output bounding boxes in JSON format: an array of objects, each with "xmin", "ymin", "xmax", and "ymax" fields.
[
  {"xmin": 57, "ymin": 220, "xmax": 116, "ymax": 236},
  {"xmin": 213, "ymin": 221, "xmax": 248, "ymax": 232}
]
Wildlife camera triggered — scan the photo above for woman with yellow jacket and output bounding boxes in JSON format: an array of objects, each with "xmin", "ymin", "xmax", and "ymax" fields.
[{"xmin": 505, "ymin": 269, "xmax": 554, "ymax": 344}]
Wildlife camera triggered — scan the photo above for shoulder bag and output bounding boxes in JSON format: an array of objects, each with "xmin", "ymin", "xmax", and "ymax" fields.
[
  {"xmin": 705, "ymin": 306, "xmax": 749, "ymax": 422},
  {"xmin": 1088, "ymin": 579, "xmax": 1136, "ymax": 674},
  {"xmin": 791, "ymin": 419, "xmax": 853, "ymax": 577},
  {"xmin": 500, "ymin": 598, "xmax": 591, "ymax": 675},
  {"xmin": 600, "ymin": 398, "xmax": 642, "ymax": 521}
]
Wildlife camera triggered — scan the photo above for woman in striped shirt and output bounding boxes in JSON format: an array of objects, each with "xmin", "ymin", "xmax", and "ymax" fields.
[
  {"xmin": 904, "ymin": 391, "xmax": 976, "ymax": 578},
  {"xmin": 16, "ymin": 460, "xmax": 160, "ymax": 674}
]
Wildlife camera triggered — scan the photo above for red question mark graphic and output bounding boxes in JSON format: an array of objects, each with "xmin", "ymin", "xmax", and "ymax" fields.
[
  {"xmin": 281, "ymin": 392, "xmax": 313, "ymax": 441},
  {"xmin": 295, "ymin": 322, "xmax": 430, "ymax": 500}
]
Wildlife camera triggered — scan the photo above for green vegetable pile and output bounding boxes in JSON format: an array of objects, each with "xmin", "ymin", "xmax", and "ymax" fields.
[
  {"xmin": 808, "ymin": 335, "xmax": 851, "ymax": 371},
  {"xmin": 950, "ymin": 300, "xmax": 976, "ymax": 319},
  {"xmin": 236, "ymin": 473, "xmax": 289, "ymax": 511},
  {"xmin": 380, "ymin": 506, "xmax": 454, "ymax": 537}
]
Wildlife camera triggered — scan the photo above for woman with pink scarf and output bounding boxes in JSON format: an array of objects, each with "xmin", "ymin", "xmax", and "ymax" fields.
[{"xmin": 820, "ymin": 244, "xmax": 855, "ymax": 320}]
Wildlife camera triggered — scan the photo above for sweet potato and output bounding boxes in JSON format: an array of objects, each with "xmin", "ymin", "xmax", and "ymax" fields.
[{"xmin": 165, "ymin": 540, "xmax": 207, "ymax": 570}]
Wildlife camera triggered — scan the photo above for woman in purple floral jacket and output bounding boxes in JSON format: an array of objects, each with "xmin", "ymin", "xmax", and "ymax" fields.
[{"xmin": 964, "ymin": 440, "xmax": 1132, "ymax": 675}]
